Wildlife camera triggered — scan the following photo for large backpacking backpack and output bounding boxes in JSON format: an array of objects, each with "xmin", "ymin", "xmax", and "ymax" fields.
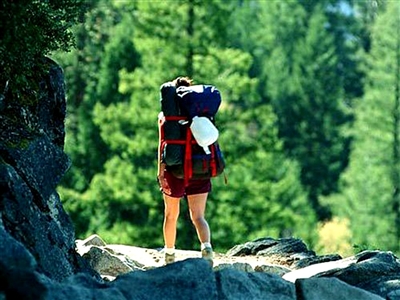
[
  {"xmin": 176, "ymin": 85, "xmax": 221, "ymax": 119},
  {"xmin": 159, "ymin": 82, "xmax": 225, "ymax": 186}
]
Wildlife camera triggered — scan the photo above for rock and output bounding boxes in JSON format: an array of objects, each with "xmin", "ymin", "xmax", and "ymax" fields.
[
  {"xmin": 0, "ymin": 157, "xmax": 82, "ymax": 281},
  {"xmin": 227, "ymin": 237, "xmax": 311, "ymax": 257},
  {"xmin": 293, "ymin": 254, "xmax": 342, "ymax": 269},
  {"xmin": 283, "ymin": 250, "xmax": 400, "ymax": 298},
  {"xmin": 387, "ymin": 289, "xmax": 400, "ymax": 300},
  {"xmin": 37, "ymin": 59, "xmax": 67, "ymax": 148},
  {"xmin": 112, "ymin": 259, "xmax": 217, "ymax": 300},
  {"xmin": 257, "ymin": 238, "xmax": 310, "ymax": 256},
  {"xmin": 318, "ymin": 250, "xmax": 400, "ymax": 298},
  {"xmin": 3, "ymin": 135, "xmax": 70, "ymax": 207},
  {"xmin": 0, "ymin": 217, "xmax": 48, "ymax": 300},
  {"xmin": 254, "ymin": 264, "xmax": 291, "ymax": 276},
  {"xmin": 295, "ymin": 277, "xmax": 384, "ymax": 300},
  {"xmin": 226, "ymin": 237, "xmax": 279, "ymax": 256},
  {"xmin": 0, "ymin": 58, "xmax": 96, "ymax": 282},
  {"xmin": 0, "ymin": 217, "xmax": 37, "ymax": 271},
  {"xmin": 214, "ymin": 262, "xmax": 254, "ymax": 272},
  {"xmin": 216, "ymin": 267, "xmax": 296, "ymax": 300},
  {"xmin": 283, "ymin": 255, "xmax": 357, "ymax": 282},
  {"xmin": 79, "ymin": 234, "xmax": 107, "ymax": 247},
  {"xmin": 82, "ymin": 246, "xmax": 140, "ymax": 277},
  {"xmin": 1, "ymin": 267, "xmax": 48, "ymax": 300},
  {"xmin": 227, "ymin": 237, "xmax": 316, "ymax": 268},
  {"xmin": 75, "ymin": 236, "xmax": 400, "ymax": 299}
]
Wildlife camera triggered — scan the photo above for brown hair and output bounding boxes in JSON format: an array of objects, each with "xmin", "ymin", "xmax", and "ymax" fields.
[{"xmin": 173, "ymin": 76, "xmax": 193, "ymax": 87}]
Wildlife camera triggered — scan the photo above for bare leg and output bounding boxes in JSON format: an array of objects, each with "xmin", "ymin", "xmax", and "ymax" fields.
[
  {"xmin": 187, "ymin": 193, "xmax": 211, "ymax": 244},
  {"xmin": 163, "ymin": 194, "xmax": 180, "ymax": 248}
]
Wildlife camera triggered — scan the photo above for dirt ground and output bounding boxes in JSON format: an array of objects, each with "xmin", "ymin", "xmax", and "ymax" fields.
[{"xmin": 103, "ymin": 244, "xmax": 284, "ymax": 270}]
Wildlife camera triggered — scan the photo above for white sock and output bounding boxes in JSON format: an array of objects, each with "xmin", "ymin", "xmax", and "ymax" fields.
[
  {"xmin": 201, "ymin": 242, "xmax": 212, "ymax": 251},
  {"xmin": 164, "ymin": 247, "xmax": 175, "ymax": 254}
]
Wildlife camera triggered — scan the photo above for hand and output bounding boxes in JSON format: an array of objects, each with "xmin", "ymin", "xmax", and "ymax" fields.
[{"xmin": 158, "ymin": 173, "xmax": 171, "ymax": 195}]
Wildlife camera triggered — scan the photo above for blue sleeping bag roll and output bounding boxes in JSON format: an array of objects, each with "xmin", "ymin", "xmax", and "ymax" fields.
[
  {"xmin": 160, "ymin": 82, "xmax": 185, "ymax": 166},
  {"xmin": 176, "ymin": 85, "xmax": 221, "ymax": 119}
]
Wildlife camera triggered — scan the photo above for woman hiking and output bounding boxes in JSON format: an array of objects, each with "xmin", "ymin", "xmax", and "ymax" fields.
[{"xmin": 157, "ymin": 76, "xmax": 214, "ymax": 267}]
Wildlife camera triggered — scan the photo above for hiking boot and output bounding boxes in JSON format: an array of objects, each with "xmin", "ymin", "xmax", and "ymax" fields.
[
  {"xmin": 165, "ymin": 252, "xmax": 175, "ymax": 265},
  {"xmin": 201, "ymin": 247, "xmax": 214, "ymax": 267}
]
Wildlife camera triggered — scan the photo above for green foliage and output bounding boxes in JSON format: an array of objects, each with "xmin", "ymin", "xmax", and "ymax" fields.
[
  {"xmin": 261, "ymin": 3, "xmax": 355, "ymax": 220},
  {"xmin": 225, "ymin": 1, "xmax": 362, "ymax": 223},
  {"xmin": 323, "ymin": 0, "xmax": 400, "ymax": 254},
  {"xmin": 0, "ymin": 0, "xmax": 85, "ymax": 93}
]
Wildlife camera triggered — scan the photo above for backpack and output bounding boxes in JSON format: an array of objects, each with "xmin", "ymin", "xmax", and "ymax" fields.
[
  {"xmin": 159, "ymin": 82, "xmax": 225, "ymax": 186},
  {"xmin": 159, "ymin": 82, "xmax": 184, "ymax": 166},
  {"xmin": 176, "ymin": 85, "xmax": 221, "ymax": 119}
]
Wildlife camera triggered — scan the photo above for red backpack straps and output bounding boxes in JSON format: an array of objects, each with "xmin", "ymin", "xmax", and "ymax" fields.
[
  {"xmin": 159, "ymin": 115, "xmax": 192, "ymax": 186},
  {"xmin": 162, "ymin": 116, "xmax": 187, "ymax": 145},
  {"xmin": 184, "ymin": 127, "xmax": 193, "ymax": 187},
  {"xmin": 210, "ymin": 143, "xmax": 217, "ymax": 177}
]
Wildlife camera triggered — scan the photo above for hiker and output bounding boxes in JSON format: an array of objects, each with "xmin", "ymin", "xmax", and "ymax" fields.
[{"xmin": 157, "ymin": 76, "xmax": 215, "ymax": 266}]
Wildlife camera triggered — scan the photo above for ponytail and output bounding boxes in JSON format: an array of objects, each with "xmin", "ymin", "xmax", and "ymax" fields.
[{"xmin": 173, "ymin": 76, "xmax": 193, "ymax": 87}]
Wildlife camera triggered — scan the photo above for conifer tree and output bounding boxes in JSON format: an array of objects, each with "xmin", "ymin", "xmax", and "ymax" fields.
[
  {"xmin": 0, "ymin": 0, "xmax": 84, "ymax": 94},
  {"xmin": 326, "ymin": 1, "xmax": 400, "ymax": 253},
  {"xmin": 259, "ymin": 2, "xmax": 354, "ymax": 221}
]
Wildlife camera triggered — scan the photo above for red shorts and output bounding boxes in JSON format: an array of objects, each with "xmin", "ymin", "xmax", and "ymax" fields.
[{"xmin": 163, "ymin": 170, "xmax": 211, "ymax": 198}]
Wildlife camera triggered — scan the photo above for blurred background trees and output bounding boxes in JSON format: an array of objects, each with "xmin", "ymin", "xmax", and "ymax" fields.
[
  {"xmin": 322, "ymin": 0, "xmax": 400, "ymax": 253},
  {"xmin": 4, "ymin": 0, "xmax": 398, "ymax": 255}
]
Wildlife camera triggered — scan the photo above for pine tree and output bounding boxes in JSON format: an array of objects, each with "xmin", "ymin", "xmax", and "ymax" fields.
[
  {"xmin": 260, "ymin": 2, "xmax": 354, "ymax": 221},
  {"xmin": 0, "ymin": 0, "xmax": 85, "ymax": 94},
  {"xmin": 326, "ymin": 1, "xmax": 400, "ymax": 253}
]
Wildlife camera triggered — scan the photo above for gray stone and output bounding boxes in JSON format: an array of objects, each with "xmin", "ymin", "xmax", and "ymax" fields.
[
  {"xmin": 387, "ymin": 289, "xmax": 400, "ymax": 300},
  {"xmin": 80, "ymin": 234, "xmax": 107, "ymax": 247},
  {"xmin": 82, "ymin": 246, "xmax": 134, "ymax": 276},
  {"xmin": 293, "ymin": 254, "xmax": 342, "ymax": 269},
  {"xmin": 254, "ymin": 264, "xmax": 291, "ymax": 276},
  {"xmin": 214, "ymin": 262, "xmax": 254, "ymax": 272},
  {"xmin": 257, "ymin": 238, "xmax": 310, "ymax": 256},
  {"xmin": 2, "ymin": 136, "xmax": 70, "ymax": 207},
  {"xmin": 216, "ymin": 267, "xmax": 296, "ymax": 300},
  {"xmin": 284, "ymin": 250, "xmax": 400, "ymax": 299},
  {"xmin": 317, "ymin": 251, "xmax": 400, "ymax": 298},
  {"xmin": 283, "ymin": 255, "xmax": 357, "ymax": 282},
  {"xmin": 295, "ymin": 277, "xmax": 384, "ymax": 300},
  {"xmin": 226, "ymin": 237, "xmax": 278, "ymax": 256},
  {"xmin": 0, "ymin": 59, "xmax": 96, "ymax": 282},
  {"xmin": 113, "ymin": 258, "xmax": 217, "ymax": 300},
  {"xmin": 0, "ymin": 217, "xmax": 36, "ymax": 271},
  {"xmin": 227, "ymin": 237, "xmax": 316, "ymax": 268},
  {"xmin": 1, "ymin": 268, "xmax": 48, "ymax": 300}
]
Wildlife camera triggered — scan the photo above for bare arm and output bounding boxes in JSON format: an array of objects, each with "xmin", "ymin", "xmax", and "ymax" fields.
[{"xmin": 157, "ymin": 113, "xmax": 171, "ymax": 195}]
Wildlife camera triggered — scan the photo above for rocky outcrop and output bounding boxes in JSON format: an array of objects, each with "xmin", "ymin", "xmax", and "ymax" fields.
[
  {"xmin": 0, "ymin": 59, "xmax": 399, "ymax": 299},
  {"xmin": 0, "ymin": 58, "xmax": 95, "ymax": 282},
  {"xmin": 77, "ymin": 234, "xmax": 400, "ymax": 299}
]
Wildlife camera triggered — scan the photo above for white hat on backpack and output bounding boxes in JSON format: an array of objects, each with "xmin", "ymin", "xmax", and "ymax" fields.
[{"xmin": 190, "ymin": 116, "xmax": 219, "ymax": 154}]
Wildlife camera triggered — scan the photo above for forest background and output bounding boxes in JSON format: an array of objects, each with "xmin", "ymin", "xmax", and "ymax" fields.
[{"xmin": 2, "ymin": 0, "xmax": 399, "ymax": 257}]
